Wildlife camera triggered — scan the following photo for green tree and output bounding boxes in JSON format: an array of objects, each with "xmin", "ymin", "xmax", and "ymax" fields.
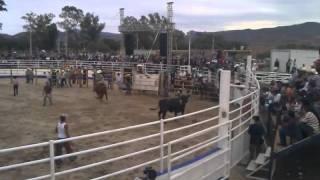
[
  {"xmin": 0, "ymin": 0, "xmax": 6, "ymax": 11},
  {"xmin": 44, "ymin": 23, "xmax": 58, "ymax": 50},
  {"xmin": 121, "ymin": 12, "xmax": 170, "ymax": 50},
  {"xmin": 0, "ymin": 0, "xmax": 7, "ymax": 30},
  {"xmin": 80, "ymin": 13, "xmax": 105, "ymax": 51},
  {"xmin": 22, "ymin": 13, "xmax": 56, "ymax": 56},
  {"xmin": 174, "ymin": 30, "xmax": 187, "ymax": 50},
  {"xmin": 58, "ymin": 6, "xmax": 84, "ymax": 55},
  {"xmin": 21, "ymin": 12, "xmax": 37, "ymax": 57}
]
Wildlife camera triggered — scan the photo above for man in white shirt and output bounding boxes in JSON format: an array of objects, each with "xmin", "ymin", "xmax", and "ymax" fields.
[{"xmin": 55, "ymin": 114, "xmax": 76, "ymax": 166}]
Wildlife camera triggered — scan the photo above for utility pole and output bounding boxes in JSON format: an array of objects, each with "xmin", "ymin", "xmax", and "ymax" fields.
[
  {"xmin": 188, "ymin": 32, "xmax": 191, "ymax": 66},
  {"xmin": 57, "ymin": 36, "xmax": 61, "ymax": 55},
  {"xmin": 119, "ymin": 8, "xmax": 125, "ymax": 59},
  {"xmin": 167, "ymin": 2, "xmax": 174, "ymax": 65},
  {"xmin": 65, "ymin": 31, "xmax": 68, "ymax": 57},
  {"xmin": 29, "ymin": 28, "xmax": 33, "ymax": 59},
  {"xmin": 136, "ymin": 33, "xmax": 139, "ymax": 49},
  {"xmin": 212, "ymin": 36, "xmax": 215, "ymax": 51}
]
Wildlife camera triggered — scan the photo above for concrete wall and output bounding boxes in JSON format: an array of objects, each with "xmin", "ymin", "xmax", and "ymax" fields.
[
  {"xmin": 290, "ymin": 49, "xmax": 319, "ymax": 69},
  {"xmin": 271, "ymin": 50, "xmax": 290, "ymax": 72},
  {"xmin": 271, "ymin": 49, "xmax": 319, "ymax": 72}
]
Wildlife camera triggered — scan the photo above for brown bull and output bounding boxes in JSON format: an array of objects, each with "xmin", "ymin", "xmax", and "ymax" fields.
[{"xmin": 95, "ymin": 83, "xmax": 108, "ymax": 101}]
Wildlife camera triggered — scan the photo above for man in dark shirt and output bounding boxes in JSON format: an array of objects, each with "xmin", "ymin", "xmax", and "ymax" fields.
[
  {"xmin": 279, "ymin": 111, "xmax": 302, "ymax": 146},
  {"xmin": 12, "ymin": 76, "xmax": 19, "ymax": 96},
  {"xmin": 248, "ymin": 116, "xmax": 265, "ymax": 160},
  {"xmin": 274, "ymin": 59, "xmax": 280, "ymax": 72},
  {"xmin": 43, "ymin": 81, "xmax": 53, "ymax": 106}
]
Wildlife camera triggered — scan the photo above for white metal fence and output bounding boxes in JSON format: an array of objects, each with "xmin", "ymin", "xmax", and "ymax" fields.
[
  {"xmin": 0, "ymin": 57, "xmax": 260, "ymax": 180},
  {"xmin": 0, "ymin": 60, "xmax": 179, "ymax": 73},
  {"xmin": 255, "ymin": 71, "xmax": 292, "ymax": 84}
]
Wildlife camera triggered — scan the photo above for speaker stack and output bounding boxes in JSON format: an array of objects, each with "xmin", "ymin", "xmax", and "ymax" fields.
[
  {"xmin": 124, "ymin": 34, "xmax": 135, "ymax": 56},
  {"xmin": 159, "ymin": 33, "xmax": 167, "ymax": 57}
]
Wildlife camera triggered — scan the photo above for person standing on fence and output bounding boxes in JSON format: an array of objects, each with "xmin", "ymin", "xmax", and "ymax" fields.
[
  {"xmin": 12, "ymin": 76, "xmax": 19, "ymax": 96},
  {"xmin": 43, "ymin": 81, "xmax": 53, "ymax": 106},
  {"xmin": 55, "ymin": 114, "xmax": 76, "ymax": 166},
  {"xmin": 248, "ymin": 116, "xmax": 265, "ymax": 160}
]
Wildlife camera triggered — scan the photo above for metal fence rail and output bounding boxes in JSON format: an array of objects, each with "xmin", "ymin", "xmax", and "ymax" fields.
[
  {"xmin": 0, "ymin": 59, "xmax": 181, "ymax": 73},
  {"xmin": 0, "ymin": 56, "xmax": 261, "ymax": 180},
  {"xmin": 255, "ymin": 71, "xmax": 292, "ymax": 83},
  {"xmin": 0, "ymin": 103, "xmax": 221, "ymax": 180}
]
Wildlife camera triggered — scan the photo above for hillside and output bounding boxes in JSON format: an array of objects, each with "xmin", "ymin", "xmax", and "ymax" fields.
[
  {"xmin": 212, "ymin": 22, "xmax": 320, "ymax": 54},
  {"xmin": 1, "ymin": 22, "xmax": 320, "ymax": 54}
]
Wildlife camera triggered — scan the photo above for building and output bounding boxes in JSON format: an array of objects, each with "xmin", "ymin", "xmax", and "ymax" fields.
[{"xmin": 271, "ymin": 49, "xmax": 320, "ymax": 73}]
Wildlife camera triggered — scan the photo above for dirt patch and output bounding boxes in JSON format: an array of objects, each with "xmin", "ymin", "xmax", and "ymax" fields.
[{"xmin": 0, "ymin": 79, "xmax": 219, "ymax": 180}]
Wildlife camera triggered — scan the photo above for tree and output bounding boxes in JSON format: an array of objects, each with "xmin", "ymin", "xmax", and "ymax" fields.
[
  {"xmin": 22, "ymin": 12, "xmax": 56, "ymax": 57},
  {"xmin": 0, "ymin": 0, "xmax": 7, "ymax": 30},
  {"xmin": 121, "ymin": 13, "xmax": 170, "ymax": 50},
  {"xmin": 22, "ymin": 12, "xmax": 37, "ymax": 58},
  {"xmin": 58, "ymin": 6, "xmax": 84, "ymax": 55},
  {"xmin": 0, "ymin": 0, "xmax": 6, "ymax": 11},
  {"xmin": 80, "ymin": 13, "xmax": 105, "ymax": 51},
  {"xmin": 44, "ymin": 23, "xmax": 58, "ymax": 50},
  {"xmin": 174, "ymin": 30, "xmax": 187, "ymax": 50}
]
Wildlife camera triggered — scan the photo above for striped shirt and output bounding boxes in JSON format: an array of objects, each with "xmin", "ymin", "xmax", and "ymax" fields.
[{"xmin": 301, "ymin": 112, "xmax": 320, "ymax": 133}]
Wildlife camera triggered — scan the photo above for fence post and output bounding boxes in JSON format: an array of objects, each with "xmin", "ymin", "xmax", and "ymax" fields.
[
  {"xmin": 218, "ymin": 70, "xmax": 231, "ymax": 176},
  {"xmin": 34, "ymin": 68, "xmax": 37, "ymax": 85},
  {"xmin": 160, "ymin": 118, "xmax": 164, "ymax": 173},
  {"xmin": 49, "ymin": 140, "xmax": 55, "ymax": 180},
  {"xmin": 167, "ymin": 142, "xmax": 172, "ymax": 179},
  {"xmin": 245, "ymin": 55, "xmax": 252, "ymax": 93},
  {"xmin": 10, "ymin": 69, "xmax": 13, "ymax": 84}
]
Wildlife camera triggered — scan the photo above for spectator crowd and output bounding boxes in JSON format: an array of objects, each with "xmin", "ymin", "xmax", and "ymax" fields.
[{"xmin": 261, "ymin": 59, "xmax": 320, "ymax": 147}]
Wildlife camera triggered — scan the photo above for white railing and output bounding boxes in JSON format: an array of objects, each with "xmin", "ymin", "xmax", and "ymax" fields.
[
  {"xmin": 255, "ymin": 71, "xmax": 292, "ymax": 84},
  {"xmin": 0, "ymin": 57, "xmax": 260, "ymax": 180},
  {"xmin": 0, "ymin": 59, "xmax": 180, "ymax": 73},
  {"xmin": 0, "ymin": 105, "xmax": 221, "ymax": 180},
  {"xmin": 164, "ymin": 56, "xmax": 260, "ymax": 180}
]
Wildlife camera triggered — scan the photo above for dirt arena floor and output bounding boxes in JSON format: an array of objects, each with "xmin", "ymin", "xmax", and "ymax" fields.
[{"xmin": 0, "ymin": 78, "xmax": 220, "ymax": 180}]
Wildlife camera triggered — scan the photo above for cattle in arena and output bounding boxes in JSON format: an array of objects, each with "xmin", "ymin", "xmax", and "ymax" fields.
[
  {"xmin": 94, "ymin": 70, "xmax": 108, "ymax": 101},
  {"xmin": 95, "ymin": 83, "xmax": 108, "ymax": 101},
  {"xmin": 155, "ymin": 94, "xmax": 190, "ymax": 119}
]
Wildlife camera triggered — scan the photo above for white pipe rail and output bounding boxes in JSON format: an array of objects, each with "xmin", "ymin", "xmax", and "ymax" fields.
[
  {"xmin": 0, "ymin": 104, "xmax": 222, "ymax": 179},
  {"xmin": 0, "ymin": 58, "xmax": 261, "ymax": 180}
]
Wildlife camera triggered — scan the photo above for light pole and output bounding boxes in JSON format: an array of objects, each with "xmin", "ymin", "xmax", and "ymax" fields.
[
  {"xmin": 29, "ymin": 27, "xmax": 33, "ymax": 59},
  {"xmin": 188, "ymin": 32, "xmax": 191, "ymax": 66}
]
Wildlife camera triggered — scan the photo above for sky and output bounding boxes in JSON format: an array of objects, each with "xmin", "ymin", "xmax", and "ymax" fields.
[{"xmin": 0, "ymin": 0, "xmax": 320, "ymax": 35}]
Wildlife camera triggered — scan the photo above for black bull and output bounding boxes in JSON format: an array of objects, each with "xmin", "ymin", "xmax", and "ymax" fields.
[
  {"xmin": 94, "ymin": 83, "xmax": 108, "ymax": 101},
  {"xmin": 157, "ymin": 95, "xmax": 190, "ymax": 119}
]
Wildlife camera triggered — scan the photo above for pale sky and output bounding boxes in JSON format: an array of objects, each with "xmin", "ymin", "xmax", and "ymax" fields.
[{"xmin": 0, "ymin": 0, "xmax": 319, "ymax": 35}]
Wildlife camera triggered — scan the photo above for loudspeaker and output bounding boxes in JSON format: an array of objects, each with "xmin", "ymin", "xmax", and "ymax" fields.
[
  {"xmin": 159, "ymin": 33, "xmax": 167, "ymax": 57},
  {"xmin": 124, "ymin": 34, "xmax": 135, "ymax": 55}
]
